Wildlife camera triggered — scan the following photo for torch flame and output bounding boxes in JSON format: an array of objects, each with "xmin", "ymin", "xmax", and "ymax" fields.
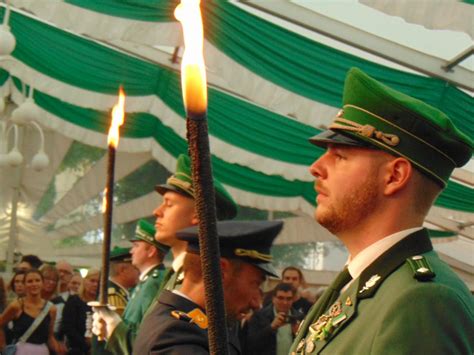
[
  {"xmin": 175, "ymin": 0, "xmax": 207, "ymax": 115},
  {"xmin": 101, "ymin": 187, "xmax": 107, "ymax": 213},
  {"xmin": 108, "ymin": 86, "xmax": 126, "ymax": 147}
]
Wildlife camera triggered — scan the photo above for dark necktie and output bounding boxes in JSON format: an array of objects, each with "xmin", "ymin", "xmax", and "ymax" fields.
[{"xmin": 311, "ymin": 267, "xmax": 352, "ymax": 320}]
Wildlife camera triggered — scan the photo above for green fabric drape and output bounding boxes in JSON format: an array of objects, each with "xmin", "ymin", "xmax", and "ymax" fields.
[
  {"xmin": 65, "ymin": 0, "xmax": 178, "ymax": 22},
  {"xmin": 427, "ymin": 229, "xmax": 457, "ymax": 238},
  {"xmin": 20, "ymin": 78, "xmax": 472, "ymax": 213},
  {"xmin": 203, "ymin": 0, "xmax": 473, "ymax": 138}
]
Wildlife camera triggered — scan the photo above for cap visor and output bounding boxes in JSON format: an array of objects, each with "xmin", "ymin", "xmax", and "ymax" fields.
[
  {"xmin": 309, "ymin": 130, "xmax": 368, "ymax": 148},
  {"xmin": 256, "ymin": 263, "xmax": 279, "ymax": 278},
  {"xmin": 155, "ymin": 184, "xmax": 193, "ymax": 198}
]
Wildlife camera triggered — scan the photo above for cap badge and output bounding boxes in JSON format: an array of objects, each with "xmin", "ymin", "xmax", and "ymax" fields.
[
  {"xmin": 330, "ymin": 115, "xmax": 400, "ymax": 147},
  {"xmin": 167, "ymin": 175, "xmax": 194, "ymax": 196},
  {"xmin": 234, "ymin": 248, "xmax": 272, "ymax": 262}
]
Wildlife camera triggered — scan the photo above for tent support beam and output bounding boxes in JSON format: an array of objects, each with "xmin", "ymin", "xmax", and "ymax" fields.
[{"xmin": 240, "ymin": 0, "xmax": 473, "ymax": 91}]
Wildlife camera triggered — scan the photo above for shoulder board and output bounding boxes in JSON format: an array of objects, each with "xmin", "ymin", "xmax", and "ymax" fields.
[
  {"xmin": 171, "ymin": 308, "xmax": 208, "ymax": 329},
  {"xmin": 406, "ymin": 255, "xmax": 436, "ymax": 281}
]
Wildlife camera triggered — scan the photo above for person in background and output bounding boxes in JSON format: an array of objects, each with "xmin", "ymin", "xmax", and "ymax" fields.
[
  {"xmin": 16, "ymin": 255, "xmax": 43, "ymax": 271},
  {"xmin": 68, "ymin": 273, "xmax": 82, "ymax": 295},
  {"xmin": 0, "ymin": 269, "xmax": 62, "ymax": 355},
  {"xmin": 247, "ymin": 283, "xmax": 303, "ymax": 355},
  {"xmin": 40, "ymin": 265, "xmax": 60, "ymax": 301},
  {"xmin": 0, "ymin": 277, "xmax": 5, "ymax": 355},
  {"xmin": 56, "ymin": 261, "xmax": 74, "ymax": 297},
  {"xmin": 281, "ymin": 266, "xmax": 313, "ymax": 315},
  {"xmin": 290, "ymin": 67, "xmax": 474, "ymax": 354},
  {"xmin": 96, "ymin": 220, "xmax": 169, "ymax": 354},
  {"xmin": 131, "ymin": 220, "xmax": 282, "ymax": 354},
  {"xmin": 7, "ymin": 270, "xmax": 26, "ymax": 303},
  {"xmin": 52, "ymin": 262, "xmax": 75, "ymax": 352},
  {"xmin": 107, "ymin": 247, "xmax": 139, "ymax": 316},
  {"xmin": 61, "ymin": 269, "xmax": 100, "ymax": 355}
]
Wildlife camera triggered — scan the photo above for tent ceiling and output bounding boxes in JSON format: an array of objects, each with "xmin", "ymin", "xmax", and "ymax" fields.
[{"xmin": 0, "ymin": 1, "xmax": 472, "ymax": 272}]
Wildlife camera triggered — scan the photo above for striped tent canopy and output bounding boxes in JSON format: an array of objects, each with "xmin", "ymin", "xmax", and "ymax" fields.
[{"xmin": 0, "ymin": 0, "xmax": 472, "ymax": 283}]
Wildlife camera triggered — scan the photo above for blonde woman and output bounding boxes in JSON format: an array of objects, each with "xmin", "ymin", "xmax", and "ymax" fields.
[
  {"xmin": 0, "ymin": 269, "xmax": 62, "ymax": 354},
  {"xmin": 61, "ymin": 269, "xmax": 99, "ymax": 355}
]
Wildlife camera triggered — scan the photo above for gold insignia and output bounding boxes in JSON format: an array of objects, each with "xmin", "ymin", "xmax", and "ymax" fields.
[
  {"xmin": 305, "ymin": 338, "xmax": 315, "ymax": 353},
  {"xmin": 359, "ymin": 274, "xmax": 381, "ymax": 293},
  {"xmin": 310, "ymin": 314, "xmax": 330, "ymax": 333},
  {"xmin": 296, "ymin": 339, "xmax": 305, "ymax": 352},
  {"xmin": 188, "ymin": 309, "xmax": 208, "ymax": 329},
  {"xmin": 234, "ymin": 248, "xmax": 272, "ymax": 262},
  {"xmin": 345, "ymin": 297, "xmax": 352, "ymax": 306},
  {"xmin": 329, "ymin": 301, "xmax": 342, "ymax": 317}
]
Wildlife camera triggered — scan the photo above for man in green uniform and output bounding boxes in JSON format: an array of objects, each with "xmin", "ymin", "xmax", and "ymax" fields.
[
  {"xmin": 92, "ymin": 153, "xmax": 237, "ymax": 353},
  {"xmin": 108, "ymin": 246, "xmax": 138, "ymax": 315},
  {"xmin": 93, "ymin": 246, "xmax": 139, "ymax": 354},
  {"xmin": 93, "ymin": 220, "xmax": 169, "ymax": 354},
  {"xmin": 290, "ymin": 67, "xmax": 474, "ymax": 354}
]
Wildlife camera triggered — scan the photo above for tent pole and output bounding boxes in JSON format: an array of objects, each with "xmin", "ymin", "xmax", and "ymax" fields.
[{"xmin": 6, "ymin": 185, "xmax": 20, "ymax": 273}]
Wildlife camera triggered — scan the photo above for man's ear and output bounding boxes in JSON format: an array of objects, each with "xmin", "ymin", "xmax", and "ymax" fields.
[
  {"xmin": 383, "ymin": 157, "xmax": 412, "ymax": 196},
  {"xmin": 220, "ymin": 259, "xmax": 232, "ymax": 283},
  {"xmin": 191, "ymin": 210, "xmax": 199, "ymax": 226}
]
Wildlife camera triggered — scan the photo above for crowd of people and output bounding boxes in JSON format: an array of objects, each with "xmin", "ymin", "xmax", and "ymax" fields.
[
  {"xmin": 0, "ymin": 252, "xmax": 316, "ymax": 355},
  {"xmin": 1, "ymin": 68, "xmax": 473, "ymax": 355}
]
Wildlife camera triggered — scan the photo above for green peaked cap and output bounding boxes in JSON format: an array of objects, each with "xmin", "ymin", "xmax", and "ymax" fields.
[
  {"xmin": 310, "ymin": 67, "xmax": 473, "ymax": 187},
  {"xmin": 130, "ymin": 219, "xmax": 170, "ymax": 255},
  {"xmin": 155, "ymin": 154, "xmax": 238, "ymax": 220},
  {"xmin": 109, "ymin": 246, "xmax": 131, "ymax": 262}
]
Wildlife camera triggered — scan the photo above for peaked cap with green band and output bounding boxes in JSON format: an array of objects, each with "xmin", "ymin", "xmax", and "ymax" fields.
[
  {"xmin": 130, "ymin": 219, "xmax": 170, "ymax": 255},
  {"xmin": 110, "ymin": 246, "xmax": 132, "ymax": 262},
  {"xmin": 155, "ymin": 154, "xmax": 238, "ymax": 220},
  {"xmin": 310, "ymin": 67, "xmax": 473, "ymax": 187}
]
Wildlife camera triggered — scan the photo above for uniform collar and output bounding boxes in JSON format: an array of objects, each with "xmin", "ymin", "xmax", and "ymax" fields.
[
  {"xmin": 357, "ymin": 228, "xmax": 433, "ymax": 299},
  {"xmin": 347, "ymin": 227, "xmax": 423, "ymax": 280},
  {"xmin": 139, "ymin": 263, "xmax": 161, "ymax": 281},
  {"xmin": 172, "ymin": 252, "xmax": 186, "ymax": 272}
]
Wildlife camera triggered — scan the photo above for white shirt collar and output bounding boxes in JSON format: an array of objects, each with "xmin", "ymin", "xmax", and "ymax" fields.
[
  {"xmin": 139, "ymin": 264, "xmax": 160, "ymax": 281},
  {"xmin": 172, "ymin": 252, "xmax": 186, "ymax": 272},
  {"xmin": 347, "ymin": 227, "xmax": 423, "ymax": 280},
  {"xmin": 172, "ymin": 289, "xmax": 194, "ymax": 303}
]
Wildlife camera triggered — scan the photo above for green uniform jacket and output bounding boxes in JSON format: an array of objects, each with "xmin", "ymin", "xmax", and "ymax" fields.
[
  {"xmin": 290, "ymin": 229, "xmax": 474, "ymax": 355},
  {"xmin": 105, "ymin": 264, "xmax": 167, "ymax": 354}
]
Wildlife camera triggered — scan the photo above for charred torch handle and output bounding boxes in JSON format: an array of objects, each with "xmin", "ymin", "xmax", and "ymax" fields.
[
  {"xmin": 99, "ymin": 145, "xmax": 116, "ymax": 305},
  {"xmin": 187, "ymin": 113, "xmax": 229, "ymax": 355}
]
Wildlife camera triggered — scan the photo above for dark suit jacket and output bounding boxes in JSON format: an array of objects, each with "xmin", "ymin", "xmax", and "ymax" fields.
[
  {"xmin": 133, "ymin": 290, "xmax": 240, "ymax": 354},
  {"xmin": 246, "ymin": 304, "xmax": 301, "ymax": 355}
]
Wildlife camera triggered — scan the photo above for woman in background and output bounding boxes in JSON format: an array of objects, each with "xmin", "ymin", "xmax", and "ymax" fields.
[
  {"xmin": 0, "ymin": 269, "xmax": 61, "ymax": 354},
  {"xmin": 7, "ymin": 270, "xmax": 26, "ymax": 303},
  {"xmin": 61, "ymin": 269, "xmax": 99, "ymax": 355}
]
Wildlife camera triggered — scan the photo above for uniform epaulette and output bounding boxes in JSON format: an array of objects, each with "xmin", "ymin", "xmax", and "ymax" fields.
[
  {"xmin": 406, "ymin": 255, "xmax": 436, "ymax": 281},
  {"xmin": 171, "ymin": 308, "xmax": 208, "ymax": 329}
]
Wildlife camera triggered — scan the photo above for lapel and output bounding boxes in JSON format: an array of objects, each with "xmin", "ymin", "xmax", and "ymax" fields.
[{"xmin": 301, "ymin": 229, "xmax": 433, "ymax": 354}]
